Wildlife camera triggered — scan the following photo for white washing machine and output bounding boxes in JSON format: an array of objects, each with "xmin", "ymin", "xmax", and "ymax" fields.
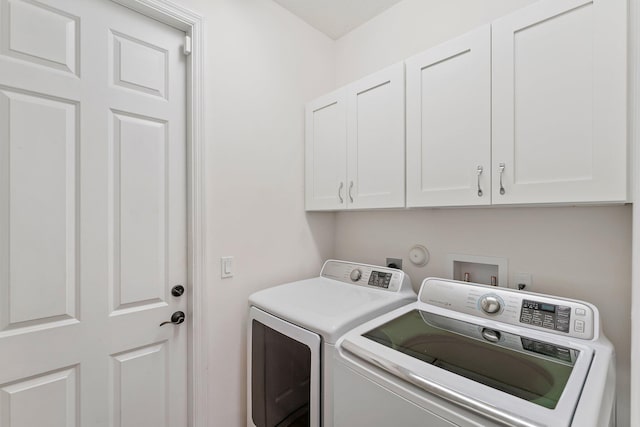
[
  {"xmin": 247, "ymin": 260, "xmax": 416, "ymax": 427},
  {"xmin": 334, "ymin": 277, "xmax": 616, "ymax": 427}
]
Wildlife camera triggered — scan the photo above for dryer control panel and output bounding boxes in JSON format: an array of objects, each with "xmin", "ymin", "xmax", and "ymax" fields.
[
  {"xmin": 321, "ymin": 260, "xmax": 414, "ymax": 295},
  {"xmin": 418, "ymin": 278, "xmax": 597, "ymax": 340}
]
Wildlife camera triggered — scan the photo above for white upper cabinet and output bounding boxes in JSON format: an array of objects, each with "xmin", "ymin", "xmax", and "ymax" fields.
[
  {"xmin": 305, "ymin": 63, "xmax": 405, "ymax": 211},
  {"xmin": 491, "ymin": 0, "xmax": 627, "ymax": 204},
  {"xmin": 347, "ymin": 62, "xmax": 405, "ymax": 209},
  {"xmin": 305, "ymin": 89, "xmax": 347, "ymax": 210},
  {"xmin": 406, "ymin": 25, "xmax": 491, "ymax": 207},
  {"xmin": 306, "ymin": 0, "xmax": 627, "ymax": 210}
]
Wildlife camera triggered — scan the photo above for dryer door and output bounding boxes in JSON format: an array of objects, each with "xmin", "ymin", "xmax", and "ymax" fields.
[{"xmin": 248, "ymin": 306, "xmax": 321, "ymax": 427}]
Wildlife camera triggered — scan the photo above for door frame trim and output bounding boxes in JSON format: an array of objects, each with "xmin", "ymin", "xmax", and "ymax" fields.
[
  {"xmin": 627, "ymin": 0, "xmax": 640, "ymax": 423},
  {"xmin": 109, "ymin": 1, "xmax": 207, "ymax": 426},
  {"xmin": 630, "ymin": 0, "xmax": 639, "ymax": 424}
]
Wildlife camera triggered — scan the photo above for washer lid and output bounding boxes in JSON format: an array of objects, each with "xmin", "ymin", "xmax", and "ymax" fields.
[
  {"xmin": 363, "ymin": 309, "xmax": 578, "ymax": 410},
  {"xmin": 249, "ymin": 277, "xmax": 414, "ymax": 344},
  {"xmin": 338, "ymin": 303, "xmax": 604, "ymax": 427}
]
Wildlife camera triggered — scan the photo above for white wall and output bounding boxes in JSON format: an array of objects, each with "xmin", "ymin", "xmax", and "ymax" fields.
[
  {"xmin": 335, "ymin": 0, "xmax": 537, "ymax": 86},
  {"xmin": 173, "ymin": 0, "xmax": 336, "ymax": 425},
  {"xmin": 332, "ymin": 1, "xmax": 632, "ymax": 425}
]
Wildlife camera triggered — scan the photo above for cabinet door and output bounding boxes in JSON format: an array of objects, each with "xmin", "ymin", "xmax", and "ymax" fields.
[
  {"xmin": 346, "ymin": 62, "xmax": 405, "ymax": 209},
  {"xmin": 406, "ymin": 25, "xmax": 491, "ymax": 207},
  {"xmin": 305, "ymin": 89, "xmax": 347, "ymax": 210},
  {"xmin": 492, "ymin": 0, "xmax": 627, "ymax": 204}
]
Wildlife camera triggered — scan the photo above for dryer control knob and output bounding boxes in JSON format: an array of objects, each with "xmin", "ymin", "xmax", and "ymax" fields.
[
  {"xmin": 480, "ymin": 295, "xmax": 501, "ymax": 314},
  {"xmin": 350, "ymin": 269, "xmax": 362, "ymax": 282}
]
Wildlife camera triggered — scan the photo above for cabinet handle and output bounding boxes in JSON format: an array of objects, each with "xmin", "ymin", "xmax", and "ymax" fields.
[
  {"xmin": 499, "ymin": 163, "xmax": 506, "ymax": 195},
  {"xmin": 348, "ymin": 181, "xmax": 354, "ymax": 203},
  {"xmin": 476, "ymin": 166, "xmax": 483, "ymax": 197},
  {"xmin": 338, "ymin": 182, "xmax": 344, "ymax": 204}
]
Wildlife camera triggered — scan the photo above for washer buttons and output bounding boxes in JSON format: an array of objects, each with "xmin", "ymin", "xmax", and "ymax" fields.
[{"xmin": 574, "ymin": 320, "xmax": 585, "ymax": 333}]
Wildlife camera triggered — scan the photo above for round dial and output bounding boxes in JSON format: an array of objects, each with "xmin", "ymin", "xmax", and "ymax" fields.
[
  {"xmin": 481, "ymin": 328, "xmax": 501, "ymax": 343},
  {"xmin": 480, "ymin": 295, "xmax": 502, "ymax": 314},
  {"xmin": 350, "ymin": 269, "xmax": 362, "ymax": 282}
]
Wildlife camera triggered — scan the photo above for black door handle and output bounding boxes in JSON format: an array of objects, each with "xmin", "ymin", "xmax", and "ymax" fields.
[{"xmin": 160, "ymin": 311, "xmax": 186, "ymax": 326}]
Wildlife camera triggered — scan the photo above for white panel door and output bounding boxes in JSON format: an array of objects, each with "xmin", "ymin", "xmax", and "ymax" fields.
[
  {"xmin": 492, "ymin": 0, "xmax": 627, "ymax": 204},
  {"xmin": 0, "ymin": 0, "xmax": 188, "ymax": 426},
  {"xmin": 346, "ymin": 62, "xmax": 405, "ymax": 209},
  {"xmin": 406, "ymin": 25, "xmax": 491, "ymax": 207},
  {"xmin": 305, "ymin": 89, "xmax": 347, "ymax": 210}
]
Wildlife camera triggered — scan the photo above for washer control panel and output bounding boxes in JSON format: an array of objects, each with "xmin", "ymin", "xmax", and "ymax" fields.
[
  {"xmin": 520, "ymin": 299, "xmax": 571, "ymax": 333},
  {"xmin": 321, "ymin": 260, "xmax": 413, "ymax": 294},
  {"xmin": 419, "ymin": 278, "xmax": 597, "ymax": 340}
]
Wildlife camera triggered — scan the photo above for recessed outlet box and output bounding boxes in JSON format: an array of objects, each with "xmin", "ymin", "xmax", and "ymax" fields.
[
  {"xmin": 386, "ymin": 257, "xmax": 403, "ymax": 270},
  {"xmin": 447, "ymin": 254, "xmax": 508, "ymax": 287}
]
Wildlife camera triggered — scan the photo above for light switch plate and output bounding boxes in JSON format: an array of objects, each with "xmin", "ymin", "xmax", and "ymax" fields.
[{"xmin": 221, "ymin": 256, "xmax": 233, "ymax": 278}]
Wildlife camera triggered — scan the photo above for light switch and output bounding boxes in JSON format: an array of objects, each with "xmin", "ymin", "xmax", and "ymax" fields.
[{"xmin": 221, "ymin": 256, "xmax": 233, "ymax": 278}]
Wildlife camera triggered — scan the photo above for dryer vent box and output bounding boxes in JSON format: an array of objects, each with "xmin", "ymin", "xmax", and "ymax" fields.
[{"xmin": 447, "ymin": 254, "xmax": 508, "ymax": 287}]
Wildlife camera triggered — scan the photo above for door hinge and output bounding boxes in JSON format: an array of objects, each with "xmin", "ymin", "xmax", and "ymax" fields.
[{"xmin": 183, "ymin": 35, "xmax": 192, "ymax": 56}]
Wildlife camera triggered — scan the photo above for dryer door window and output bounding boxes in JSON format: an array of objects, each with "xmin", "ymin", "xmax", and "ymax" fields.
[
  {"xmin": 249, "ymin": 307, "xmax": 321, "ymax": 427},
  {"xmin": 252, "ymin": 320, "xmax": 311, "ymax": 427}
]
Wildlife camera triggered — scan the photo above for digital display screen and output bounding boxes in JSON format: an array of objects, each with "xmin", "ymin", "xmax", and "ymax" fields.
[{"xmin": 540, "ymin": 303, "xmax": 556, "ymax": 313}]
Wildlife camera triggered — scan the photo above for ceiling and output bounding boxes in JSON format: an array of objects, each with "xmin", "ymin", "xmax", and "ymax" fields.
[{"xmin": 273, "ymin": 0, "xmax": 405, "ymax": 40}]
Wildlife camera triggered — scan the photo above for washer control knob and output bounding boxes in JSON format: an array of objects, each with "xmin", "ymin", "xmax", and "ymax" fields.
[
  {"xmin": 350, "ymin": 269, "xmax": 362, "ymax": 282},
  {"xmin": 480, "ymin": 295, "xmax": 501, "ymax": 314}
]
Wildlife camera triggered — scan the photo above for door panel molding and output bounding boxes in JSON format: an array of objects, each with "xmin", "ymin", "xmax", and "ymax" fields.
[
  {"xmin": 111, "ymin": 110, "xmax": 168, "ymax": 311},
  {"xmin": 0, "ymin": 365, "xmax": 79, "ymax": 427},
  {"xmin": 0, "ymin": 0, "xmax": 80, "ymax": 75},
  {"xmin": 110, "ymin": 29, "xmax": 169, "ymax": 99},
  {"xmin": 108, "ymin": 1, "xmax": 206, "ymax": 426},
  {"xmin": 0, "ymin": 87, "xmax": 79, "ymax": 329},
  {"xmin": 111, "ymin": 342, "xmax": 168, "ymax": 427}
]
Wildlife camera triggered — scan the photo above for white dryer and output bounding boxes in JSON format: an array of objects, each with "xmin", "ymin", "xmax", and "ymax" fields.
[
  {"xmin": 334, "ymin": 278, "xmax": 616, "ymax": 427},
  {"xmin": 247, "ymin": 260, "xmax": 416, "ymax": 427}
]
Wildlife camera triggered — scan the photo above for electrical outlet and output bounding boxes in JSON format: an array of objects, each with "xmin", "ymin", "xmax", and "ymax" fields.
[
  {"xmin": 386, "ymin": 257, "xmax": 403, "ymax": 270},
  {"xmin": 514, "ymin": 273, "xmax": 532, "ymax": 291}
]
